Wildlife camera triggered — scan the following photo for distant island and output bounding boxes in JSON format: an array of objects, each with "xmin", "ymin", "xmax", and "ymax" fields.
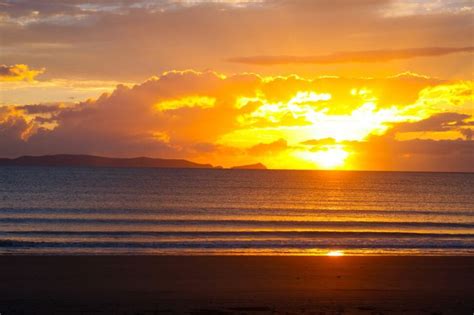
[{"xmin": 0, "ymin": 154, "xmax": 266, "ymax": 170}]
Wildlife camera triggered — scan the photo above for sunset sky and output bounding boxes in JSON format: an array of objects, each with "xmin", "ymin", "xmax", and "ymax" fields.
[{"xmin": 1, "ymin": 0, "xmax": 473, "ymax": 171}]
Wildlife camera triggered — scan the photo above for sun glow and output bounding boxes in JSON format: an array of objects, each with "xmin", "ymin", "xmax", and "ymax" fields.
[
  {"xmin": 297, "ymin": 146, "xmax": 350, "ymax": 169},
  {"xmin": 218, "ymin": 87, "xmax": 410, "ymax": 169},
  {"xmin": 327, "ymin": 250, "xmax": 344, "ymax": 257}
]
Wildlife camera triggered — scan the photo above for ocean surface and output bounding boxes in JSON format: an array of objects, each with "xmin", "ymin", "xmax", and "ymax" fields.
[{"xmin": 0, "ymin": 167, "xmax": 473, "ymax": 255}]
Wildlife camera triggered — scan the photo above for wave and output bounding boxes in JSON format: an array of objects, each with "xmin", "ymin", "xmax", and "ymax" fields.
[
  {"xmin": 1, "ymin": 217, "xmax": 472, "ymax": 228},
  {"xmin": 2, "ymin": 230, "xmax": 474, "ymax": 238},
  {"xmin": 0, "ymin": 207, "xmax": 472, "ymax": 217},
  {"xmin": 1, "ymin": 239, "xmax": 473, "ymax": 250}
]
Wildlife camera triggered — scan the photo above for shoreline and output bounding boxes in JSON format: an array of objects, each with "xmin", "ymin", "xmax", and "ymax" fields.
[{"xmin": 1, "ymin": 255, "xmax": 473, "ymax": 314}]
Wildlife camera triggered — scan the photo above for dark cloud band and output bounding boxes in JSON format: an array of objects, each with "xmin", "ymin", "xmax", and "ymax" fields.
[{"xmin": 227, "ymin": 47, "xmax": 474, "ymax": 65}]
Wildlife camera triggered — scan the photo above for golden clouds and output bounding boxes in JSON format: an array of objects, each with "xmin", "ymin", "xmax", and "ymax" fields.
[
  {"xmin": 405, "ymin": 81, "xmax": 474, "ymax": 117},
  {"xmin": 0, "ymin": 70, "xmax": 473, "ymax": 171},
  {"xmin": 0, "ymin": 64, "xmax": 44, "ymax": 82},
  {"xmin": 155, "ymin": 96, "xmax": 216, "ymax": 110}
]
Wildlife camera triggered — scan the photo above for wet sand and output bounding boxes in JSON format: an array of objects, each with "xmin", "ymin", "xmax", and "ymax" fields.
[{"xmin": 0, "ymin": 256, "xmax": 473, "ymax": 314}]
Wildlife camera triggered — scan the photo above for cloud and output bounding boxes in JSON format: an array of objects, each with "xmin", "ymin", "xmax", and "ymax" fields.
[
  {"xmin": 0, "ymin": 70, "xmax": 473, "ymax": 171},
  {"xmin": 0, "ymin": 0, "xmax": 262, "ymax": 20},
  {"xmin": 0, "ymin": 70, "xmax": 256, "ymax": 159},
  {"xmin": 302, "ymin": 113, "xmax": 474, "ymax": 172},
  {"xmin": 344, "ymin": 137, "xmax": 474, "ymax": 172},
  {"xmin": 1, "ymin": 0, "xmax": 473, "ymax": 80},
  {"xmin": 392, "ymin": 112, "xmax": 474, "ymax": 133},
  {"xmin": 460, "ymin": 128, "xmax": 473, "ymax": 141},
  {"xmin": 247, "ymin": 139, "xmax": 288, "ymax": 155},
  {"xmin": 0, "ymin": 77, "xmax": 130, "ymax": 105},
  {"xmin": 227, "ymin": 46, "xmax": 474, "ymax": 65},
  {"xmin": 0, "ymin": 64, "xmax": 44, "ymax": 82},
  {"xmin": 300, "ymin": 138, "xmax": 337, "ymax": 146},
  {"xmin": 382, "ymin": 0, "xmax": 473, "ymax": 17},
  {"xmin": 15, "ymin": 104, "xmax": 63, "ymax": 114}
]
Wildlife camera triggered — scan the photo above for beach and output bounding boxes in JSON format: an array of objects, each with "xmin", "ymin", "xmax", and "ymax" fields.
[{"xmin": 0, "ymin": 256, "xmax": 473, "ymax": 314}]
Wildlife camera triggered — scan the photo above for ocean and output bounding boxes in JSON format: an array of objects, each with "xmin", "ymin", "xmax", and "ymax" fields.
[{"xmin": 0, "ymin": 167, "xmax": 473, "ymax": 255}]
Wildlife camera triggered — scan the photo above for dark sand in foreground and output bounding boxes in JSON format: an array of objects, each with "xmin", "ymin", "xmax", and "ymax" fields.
[{"xmin": 0, "ymin": 256, "xmax": 473, "ymax": 314}]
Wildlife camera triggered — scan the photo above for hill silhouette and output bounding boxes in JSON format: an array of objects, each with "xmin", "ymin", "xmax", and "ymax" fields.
[{"xmin": 0, "ymin": 154, "xmax": 214, "ymax": 169}]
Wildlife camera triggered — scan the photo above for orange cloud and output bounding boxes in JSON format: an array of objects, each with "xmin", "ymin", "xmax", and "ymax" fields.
[
  {"xmin": 0, "ymin": 70, "xmax": 473, "ymax": 171},
  {"xmin": 344, "ymin": 137, "xmax": 474, "ymax": 172},
  {"xmin": 392, "ymin": 112, "xmax": 473, "ymax": 133},
  {"xmin": 1, "ymin": 0, "xmax": 473, "ymax": 81},
  {"xmin": 0, "ymin": 64, "xmax": 44, "ymax": 82},
  {"xmin": 247, "ymin": 139, "xmax": 288, "ymax": 156}
]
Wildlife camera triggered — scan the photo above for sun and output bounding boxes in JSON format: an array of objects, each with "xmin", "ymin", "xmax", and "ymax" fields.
[
  {"xmin": 327, "ymin": 250, "xmax": 344, "ymax": 257},
  {"xmin": 313, "ymin": 147, "xmax": 349, "ymax": 169},
  {"xmin": 298, "ymin": 145, "xmax": 349, "ymax": 169}
]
